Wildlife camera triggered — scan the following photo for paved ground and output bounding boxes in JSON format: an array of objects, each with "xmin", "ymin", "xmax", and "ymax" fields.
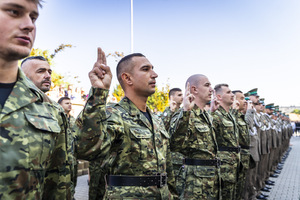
[
  {"xmin": 267, "ymin": 136, "xmax": 300, "ymax": 200},
  {"xmin": 74, "ymin": 136, "xmax": 300, "ymax": 200}
]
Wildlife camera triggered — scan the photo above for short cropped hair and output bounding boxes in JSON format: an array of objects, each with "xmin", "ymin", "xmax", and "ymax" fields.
[
  {"xmin": 169, "ymin": 88, "xmax": 182, "ymax": 98},
  {"xmin": 232, "ymin": 90, "xmax": 243, "ymax": 95},
  {"xmin": 214, "ymin": 83, "xmax": 229, "ymax": 94},
  {"xmin": 116, "ymin": 53, "xmax": 145, "ymax": 89},
  {"xmin": 58, "ymin": 97, "xmax": 71, "ymax": 104},
  {"xmin": 21, "ymin": 56, "xmax": 47, "ymax": 67}
]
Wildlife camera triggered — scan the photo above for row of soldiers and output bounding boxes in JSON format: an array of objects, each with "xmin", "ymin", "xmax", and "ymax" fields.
[
  {"xmin": 0, "ymin": 0, "xmax": 292, "ymax": 199},
  {"xmin": 159, "ymin": 86, "xmax": 293, "ymax": 200}
]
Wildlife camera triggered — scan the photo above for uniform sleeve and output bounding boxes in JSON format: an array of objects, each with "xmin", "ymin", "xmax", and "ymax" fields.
[
  {"xmin": 169, "ymin": 109, "xmax": 190, "ymax": 152},
  {"xmin": 161, "ymin": 108, "xmax": 174, "ymax": 131},
  {"xmin": 75, "ymin": 87, "xmax": 109, "ymax": 161}
]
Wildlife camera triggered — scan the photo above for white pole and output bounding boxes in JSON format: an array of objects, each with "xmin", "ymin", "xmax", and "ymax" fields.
[{"xmin": 131, "ymin": 0, "xmax": 134, "ymax": 53}]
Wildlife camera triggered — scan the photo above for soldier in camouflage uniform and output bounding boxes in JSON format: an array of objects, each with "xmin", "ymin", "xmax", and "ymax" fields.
[
  {"xmin": 161, "ymin": 88, "xmax": 183, "ymax": 131},
  {"xmin": 22, "ymin": 56, "xmax": 78, "ymax": 198},
  {"xmin": 232, "ymin": 90, "xmax": 252, "ymax": 200},
  {"xmin": 161, "ymin": 88, "xmax": 184, "ymax": 194},
  {"xmin": 170, "ymin": 74, "xmax": 221, "ymax": 200},
  {"xmin": 0, "ymin": 0, "xmax": 75, "ymax": 199},
  {"xmin": 76, "ymin": 51, "xmax": 177, "ymax": 199},
  {"xmin": 212, "ymin": 84, "xmax": 240, "ymax": 200}
]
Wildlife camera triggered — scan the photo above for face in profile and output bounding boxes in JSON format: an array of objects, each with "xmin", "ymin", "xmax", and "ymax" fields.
[
  {"xmin": 130, "ymin": 56, "xmax": 158, "ymax": 97},
  {"xmin": 193, "ymin": 76, "xmax": 213, "ymax": 104},
  {"xmin": 0, "ymin": 0, "xmax": 39, "ymax": 61}
]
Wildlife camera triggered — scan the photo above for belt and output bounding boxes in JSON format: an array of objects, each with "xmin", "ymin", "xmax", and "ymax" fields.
[
  {"xmin": 219, "ymin": 146, "xmax": 241, "ymax": 153},
  {"xmin": 107, "ymin": 174, "xmax": 167, "ymax": 188},
  {"xmin": 240, "ymin": 145, "xmax": 250, "ymax": 149},
  {"xmin": 184, "ymin": 158, "xmax": 221, "ymax": 168}
]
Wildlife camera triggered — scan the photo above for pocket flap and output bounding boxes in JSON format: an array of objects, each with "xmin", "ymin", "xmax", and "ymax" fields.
[
  {"xmin": 25, "ymin": 113, "xmax": 61, "ymax": 133},
  {"xmin": 193, "ymin": 166, "xmax": 216, "ymax": 178},
  {"xmin": 129, "ymin": 127, "xmax": 152, "ymax": 139}
]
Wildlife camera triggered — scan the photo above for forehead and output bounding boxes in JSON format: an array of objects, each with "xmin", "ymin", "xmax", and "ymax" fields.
[
  {"xmin": 198, "ymin": 76, "xmax": 210, "ymax": 85},
  {"xmin": 132, "ymin": 56, "xmax": 152, "ymax": 68},
  {"xmin": 24, "ymin": 59, "xmax": 50, "ymax": 70},
  {"xmin": 236, "ymin": 92, "xmax": 245, "ymax": 98}
]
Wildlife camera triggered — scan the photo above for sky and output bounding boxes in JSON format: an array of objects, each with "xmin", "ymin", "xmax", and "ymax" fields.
[{"xmin": 33, "ymin": 0, "xmax": 300, "ymax": 106}]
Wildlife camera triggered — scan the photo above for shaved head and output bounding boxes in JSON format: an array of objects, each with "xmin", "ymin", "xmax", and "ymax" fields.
[{"xmin": 185, "ymin": 74, "xmax": 206, "ymax": 89}]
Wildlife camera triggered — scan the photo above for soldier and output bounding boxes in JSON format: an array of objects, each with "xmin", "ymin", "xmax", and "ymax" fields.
[
  {"xmin": 76, "ymin": 51, "xmax": 177, "ymax": 199},
  {"xmin": 211, "ymin": 83, "xmax": 240, "ymax": 200},
  {"xmin": 232, "ymin": 90, "xmax": 252, "ymax": 200},
  {"xmin": 58, "ymin": 97, "xmax": 76, "ymax": 127},
  {"xmin": 161, "ymin": 88, "xmax": 183, "ymax": 131},
  {"xmin": 0, "ymin": 0, "xmax": 72, "ymax": 199},
  {"xmin": 170, "ymin": 74, "xmax": 220, "ymax": 199},
  {"xmin": 21, "ymin": 56, "xmax": 78, "ymax": 198}
]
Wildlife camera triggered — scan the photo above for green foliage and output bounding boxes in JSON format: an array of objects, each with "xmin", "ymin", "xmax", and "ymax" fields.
[
  {"xmin": 292, "ymin": 109, "xmax": 300, "ymax": 114},
  {"xmin": 112, "ymin": 83, "xmax": 170, "ymax": 112},
  {"xmin": 147, "ymin": 84, "xmax": 170, "ymax": 112},
  {"xmin": 112, "ymin": 84, "xmax": 125, "ymax": 102}
]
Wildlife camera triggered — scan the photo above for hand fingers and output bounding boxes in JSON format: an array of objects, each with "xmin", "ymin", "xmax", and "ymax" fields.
[
  {"xmin": 185, "ymin": 82, "xmax": 190, "ymax": 96},
  {"xmin": 97, "ymin": 47, "xmax": 107, "ymax": 65},
  {"xmin": 99, "ymin": 64, "xmax": 112, "ymax": 76}
]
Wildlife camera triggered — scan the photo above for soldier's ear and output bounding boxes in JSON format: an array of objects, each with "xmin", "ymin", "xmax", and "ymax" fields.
[
  {"xmin": 191, "ymin": 85, "xmax": 197, "ymax": 94},
  {"xmin": 121, "ymin": 72, "xmax": 133, "ymax": 86}
]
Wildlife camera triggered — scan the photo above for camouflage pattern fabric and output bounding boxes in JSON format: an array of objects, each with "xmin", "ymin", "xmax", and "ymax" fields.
[
  {"xmin": 76, "ymin": 91, "xmax": 177, "ymax": 199},
  {"xmin": 169, "ymin": 105, "xmax": 220, "ymax": 200},
  {"xmin": 88, "ymin": 159, "xmax": 106, "ymax": 200},
  {"xmin": 161, "ymin": 106, "xmax": 184, "ymax": 194},
  {"xmin": 232, "ymin": 110, "xmax": 250, "ymax": 200},
  {"xmin": 212, "ymin": 106, "xmax": 240, "ymax": 200},
  {"xmin": 0, "ymin": 69, "xmax": 72, "ymax": 199},
  {"xmin": 161, "ymin": 106, "xmax": 177, "ymax": 131}
]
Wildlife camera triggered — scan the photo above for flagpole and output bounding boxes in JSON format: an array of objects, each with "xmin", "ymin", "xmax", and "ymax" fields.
[{"xmin": 131, "ymin": 0, "xmax": 134, "ymax": 53}]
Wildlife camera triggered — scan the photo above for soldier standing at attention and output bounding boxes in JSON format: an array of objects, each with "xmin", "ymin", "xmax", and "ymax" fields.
[
  {"xmin": 161, "ymin": 88, "xmax": 184, "ymax": 194},
  {"xmin": 58, "ymin": 97, "xmax": 76, "ymax": 127},
  {"xmin": 232, "ymin": 90, "xmax": 252, "ymax": 200},
  {"xmin": 212, "ymin": 84, "xmax": 240, "ymax": 200},
  {"xmin": 161, "ymin": 88, "xmax": 183, "ymax": 131},
  {"xmin": 170, "ymin": 74, "xmax": 221, "ymax": 200},
  {"xmin": 21, "ymin": 56, "xmax": 78, "ymax": 198},
  {"xmin": 0, "ymin": 0, "xmax": 73, "ymax": 199},
  {"xmin": 77, "ymin": 51, "xmax": 177, "ymax": 199}
]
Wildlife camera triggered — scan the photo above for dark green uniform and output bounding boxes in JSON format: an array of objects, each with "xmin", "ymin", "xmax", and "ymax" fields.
[
  {"xmin": 0, "ymin": 69, "xmax": 72, "ymax": 199},
  {"xmin": 212, "ymin": 106, "xmax": 240, "ymax": 200},
  {"xmin": 76, "ymin": 90, "xmax": 177, "ymax": 199},
  {"xmin": 170, "ymin": 105, "xmax": 220, "ymax": 199}
]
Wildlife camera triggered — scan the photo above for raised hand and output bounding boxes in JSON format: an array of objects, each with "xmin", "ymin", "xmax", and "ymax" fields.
[
  {"xmin": 88, "ymin": 47, "xmax": 112, "ymax": 89},
  {"xmin": 183, "ymin": 82, "xmax": 195, "ymax": 111},
  {"xmin": 210, "ymin": 90, "xmax": 220, "ymax": 112}
]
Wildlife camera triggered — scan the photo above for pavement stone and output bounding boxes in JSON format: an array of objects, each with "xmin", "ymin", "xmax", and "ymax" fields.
[{"xmin": 74, "ymin": 137, "xmax": 300, "ymax": 200}]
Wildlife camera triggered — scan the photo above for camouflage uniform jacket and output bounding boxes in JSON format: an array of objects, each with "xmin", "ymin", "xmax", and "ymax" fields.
[
  {"xmin": 232, "ymin": 110, "xmax": 250, "ymax": 171},
  {"xmin": 212, "ymin": 106, "xmax": 240, "ymax": 183},
  {"xmin": 169, "ymin": 105, "xmax": 220, "ymax": 199},
  {"xmin": 76, "ymin": 90, "xmax": 177, "ymax": 199},
  {"xmin": 161, "ymin": 106, "xmax": 178, "ymax": 131},
  {"xmin": 0, "ymin": 69, "xmax": 71, "ymax": 200}
]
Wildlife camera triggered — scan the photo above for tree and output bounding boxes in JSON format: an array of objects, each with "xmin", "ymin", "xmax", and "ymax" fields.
[
  {"xmin": 112, "ymin": 83, "xmax": 170, "ymax": 112},
  {"xmin": 292, "ymin": 109, "xmax": 300, "ymax": 115}
]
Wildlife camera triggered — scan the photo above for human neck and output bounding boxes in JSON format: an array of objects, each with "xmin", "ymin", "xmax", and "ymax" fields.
[
  {"xmin": 195, "ymin": 99, "xmax": 205, "ymax": 111},
  {"xmin": 220, "ymin": 103, "xmax": 230, "ymax": 112},
  {"xmin": 0, "ymin": 59, "xmax": 18, "ymax": 83},
  {"xmin": 125, "ymin": 91, "xmax": 148, "ymax": 112}
]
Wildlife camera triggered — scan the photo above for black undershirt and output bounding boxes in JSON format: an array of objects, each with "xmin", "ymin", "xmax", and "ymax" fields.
[
  {"xmin": 0, "ymin": 82, "xmax": 16, "ymax": 107},
  {"xmin": 140, "ymin": 110, "xmax": 153, "ymax": 127}
]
